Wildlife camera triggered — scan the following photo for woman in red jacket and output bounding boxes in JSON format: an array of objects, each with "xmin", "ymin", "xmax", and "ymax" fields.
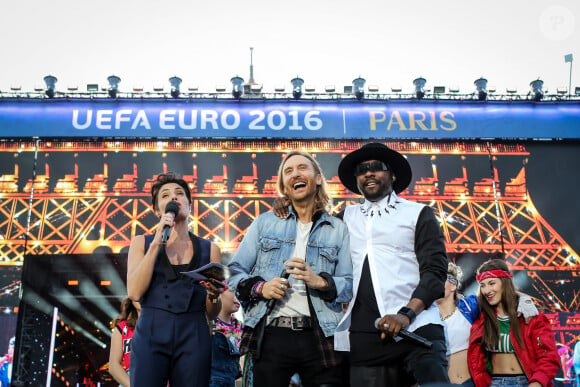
[
  {"xmin": 467, "ymin": 259, "xmax": 559, "ymax": 387},
  {"xmin": 109, "ymin": 297, "xmax": 141, "ymax": 387}
]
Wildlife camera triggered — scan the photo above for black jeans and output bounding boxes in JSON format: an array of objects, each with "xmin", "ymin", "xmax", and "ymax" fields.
[
  {"xmin": 252, "ymin": 326, "xmax": 346, "ymax": 387},
  {"xmin": 350, "ymin": 324, "xmax": 449, "ymax": 387}
]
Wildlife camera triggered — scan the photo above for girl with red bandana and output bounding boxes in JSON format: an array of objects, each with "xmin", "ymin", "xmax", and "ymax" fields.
[{"xmin": 467, "ymin": 259, "xmax": 559, "ymax": 387}]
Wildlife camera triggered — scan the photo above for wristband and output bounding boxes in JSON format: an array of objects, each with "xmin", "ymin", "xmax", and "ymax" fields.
[
  {"xmin": 251, "ymin": 281, "xmax": 265, "ymax": 297},
  {"xmin": 397, "ymin": 306, "xmax": 417, "ymax": 324}
]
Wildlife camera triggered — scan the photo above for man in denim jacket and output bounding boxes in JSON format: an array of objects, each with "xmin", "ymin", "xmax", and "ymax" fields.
[{"xmin": 228, "ymin": 151, "xmax": 353, "ymax": 387}]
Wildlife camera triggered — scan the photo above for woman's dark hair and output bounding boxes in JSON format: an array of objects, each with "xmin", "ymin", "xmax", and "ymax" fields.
[
  {"xmin": 150, "ymin": 172, "xmax": 191, "ymax": 211},
  {"xmin": 111, "ymin": 297, "xmax": 139, "ymax": 328},
  {"xmin": 476, "ymin": 259, "xmax": 522, "ymax": 348}
]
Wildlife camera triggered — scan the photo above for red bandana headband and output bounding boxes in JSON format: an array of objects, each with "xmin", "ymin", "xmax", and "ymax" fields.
[{"xmin": 476, "ymin": 269, "xmax": 513, "ymax": 283}]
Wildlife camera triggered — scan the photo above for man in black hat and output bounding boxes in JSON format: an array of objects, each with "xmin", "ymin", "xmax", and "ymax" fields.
[{"xmin": 333, "ymin": 142, "xmax": 449, "ymax": 386}]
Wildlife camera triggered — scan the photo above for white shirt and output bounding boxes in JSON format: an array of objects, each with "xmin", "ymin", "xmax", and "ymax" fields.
[
  {"xmin": 442, "ymin": 308, "xmax": 472, "ymax": 355},
  {"xmin": 335, "ymin": 193, "xmax": 442, "ymax": 351},
  {"xmin": 271, "ymin": 221, "xmax": 311, "ymax": 318}
]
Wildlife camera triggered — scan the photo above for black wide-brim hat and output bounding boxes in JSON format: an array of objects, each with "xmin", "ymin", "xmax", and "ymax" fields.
[{"xmin": 338, "ymin": 142, "xmax": 412, "ymax": 194}]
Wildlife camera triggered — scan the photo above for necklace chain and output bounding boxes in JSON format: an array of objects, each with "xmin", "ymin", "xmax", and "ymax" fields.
[{"xmin": 440, "ymin": 308, "xmax": 457, "ymax": 321}]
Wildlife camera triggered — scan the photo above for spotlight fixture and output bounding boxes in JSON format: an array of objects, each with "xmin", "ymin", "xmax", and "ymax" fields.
[
  {"xmin": 250, "ymin": 84, "xmax": 263, "ymax": 93},
  {"xmin": 530, "ymin": 79, "xmax": 544, "ymax": 101},
  {"xmin": 107, "ymin": 75, "xmax": 121, "ymax": 98},
  {"xmin": 352, "ymin": 77, "xmax": 366, "ymax": 100},
  {"xmin": 43, "ymin": 75, "xmax": 58, "ymax": 98},
  {"xmin": 291, "ymin": 77, "xmax": 304, "ymax": 99},
  {"xmin": 474, "ymin": 77, "xmax": 488, "ymax": 101},
  {"xmin": 433, "ymin": 86, "xmax": 446, "ymax": 94},
  {"xmin": 413, "ymin": 77, "xmax": 426, "ymax": 99},
  {"xmin": 230, "ymin": 76, "xmax": 244, "ymax": 98},
  {"xmin": 169, "ymin": 76, "xmax": 182, "ymax": 98}
]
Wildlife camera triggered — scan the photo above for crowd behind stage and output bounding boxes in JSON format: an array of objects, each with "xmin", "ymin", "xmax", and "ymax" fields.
[{"xmin": 100, "ymin": 143, "xmax": 578, "ymax": 387}]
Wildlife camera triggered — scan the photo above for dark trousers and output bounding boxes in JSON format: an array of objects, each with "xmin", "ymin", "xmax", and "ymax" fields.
[
  {"xmin": 130, "ymin": 308, "xmax": 211, "ymax": 387},
  {"xmin": 252, "ymin": 326, "xmax": 345, "ymax": 387},
  {"xmin": 350, "ymin": 324, "xmax": 449, "ymax": 387}
]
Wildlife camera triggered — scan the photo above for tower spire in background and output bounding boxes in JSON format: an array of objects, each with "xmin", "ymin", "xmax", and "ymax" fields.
[{"xmin": 249, "ymin": 47, "xmax": 255, "ymax": 85}]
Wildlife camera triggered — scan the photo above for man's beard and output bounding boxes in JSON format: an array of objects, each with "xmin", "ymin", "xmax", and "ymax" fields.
[{"xmin": 360, "ymin": 180, "xmax": 392, "ymax": 201}]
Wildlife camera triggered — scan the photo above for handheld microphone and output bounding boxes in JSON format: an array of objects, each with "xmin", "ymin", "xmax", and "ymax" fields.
[
  {"xmin": 265, "ymin": 267, "xmax": 290, "ymax": 315},
  {"xmin": 374, "ymin": 318, "xmax": 433, "ymax": 349},
  {"xmin": 162, "ymin": 201, "xmax": 181, "ymax": 245}
]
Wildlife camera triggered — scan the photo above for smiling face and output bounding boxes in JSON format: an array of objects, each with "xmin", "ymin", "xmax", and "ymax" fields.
[
  {"xmin": 479, "ymin": 277, "xmax": 504, "ymax": 307},
  {"xmin": 355, "ymin": 160, "xmax": 396, "ymax": 201},
  {"xmin": 280, "ymin": 154, "xmax": 322, "ymax": 205}
]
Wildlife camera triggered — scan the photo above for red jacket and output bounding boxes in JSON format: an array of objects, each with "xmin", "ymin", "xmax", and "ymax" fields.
[
  {"xmin": 467, "ymin": 313, "xmax": 559, "ymax": 387},
  {"xmin": 116, "ymin": 320, "xmax": 135, "ymax": 370}
]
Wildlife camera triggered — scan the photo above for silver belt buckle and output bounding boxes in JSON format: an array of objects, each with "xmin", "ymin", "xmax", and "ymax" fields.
[{"xmin": 290, "ymin": 317, "xmax": 303, "ymax": 331}]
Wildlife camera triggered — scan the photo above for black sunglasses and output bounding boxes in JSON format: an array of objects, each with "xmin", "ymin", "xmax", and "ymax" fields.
[{"xmin": 354, "ymin": 161, "xmax": 389, "ymax": 176}]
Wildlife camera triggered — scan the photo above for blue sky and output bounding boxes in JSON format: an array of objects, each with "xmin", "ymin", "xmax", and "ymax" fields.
[{"xmin": 0, "ymin": 0, "xmax": 578, "ymax": 95}]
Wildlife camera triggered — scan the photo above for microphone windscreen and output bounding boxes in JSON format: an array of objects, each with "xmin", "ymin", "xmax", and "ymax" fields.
[{"xmin": 165, "ymin": 201, "xmax": 180, "ymax": 216}]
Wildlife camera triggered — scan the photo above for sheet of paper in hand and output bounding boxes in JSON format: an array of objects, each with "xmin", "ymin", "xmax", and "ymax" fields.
[{"xmin": 181, "ymin": 262, "xmax": 227, "ymax": 283}]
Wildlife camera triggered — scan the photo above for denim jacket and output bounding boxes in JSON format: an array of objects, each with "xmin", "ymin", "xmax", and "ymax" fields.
[
  {"xmin": 210, "ymin": 333, "xmax": 241, "ymax": 386},
  {"xmin": 227, "ymin": 208, "xmax": 352, "ymax": 337}
]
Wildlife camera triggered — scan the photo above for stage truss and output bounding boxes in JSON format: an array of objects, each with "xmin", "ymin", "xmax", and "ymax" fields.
[{"xmin": 1, "ymin": 139, "xmax": 578, "ymax": 347}]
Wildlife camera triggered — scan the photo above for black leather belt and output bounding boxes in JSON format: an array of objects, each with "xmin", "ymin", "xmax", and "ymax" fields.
[{"xmin": 269, "ymin": 316, "xmax": 312, "ymax": 330}]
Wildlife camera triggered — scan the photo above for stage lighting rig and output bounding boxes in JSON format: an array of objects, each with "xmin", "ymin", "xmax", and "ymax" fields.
[
  {"xmin": 474, "ymin": 77, "xmax": 488, "ymax": 101},
  {"xmin": 291, "ymin": 77, "xmax": 304, "ymax": 99},
  {"xmin": 530, "ymin": 79, "xmax": 544, "ymax": 101},
  {"xmin": 43, "ymin": 75, "xmax": 58, "ymax": 98},
  {"xmin": 107, "ymin": 75, "xmax": 121, "ymax": 98},
  {"xmin": 352, "ymin": 77, "xmax": 366, "ymax": 100},
  {"xmin": 231, "ymin": 76, "xmax": 244, "ymax": 99},
  {"xmin": 169, "ymin": 76, "xmax": 182, "ymax": 98},
  {"xmin": 433, "ymin": 86, "xmax": 446, "ymax": 94},
  {"xmin": 413, "ymin": 77, "xmax": 426, "ymax": 99}
]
